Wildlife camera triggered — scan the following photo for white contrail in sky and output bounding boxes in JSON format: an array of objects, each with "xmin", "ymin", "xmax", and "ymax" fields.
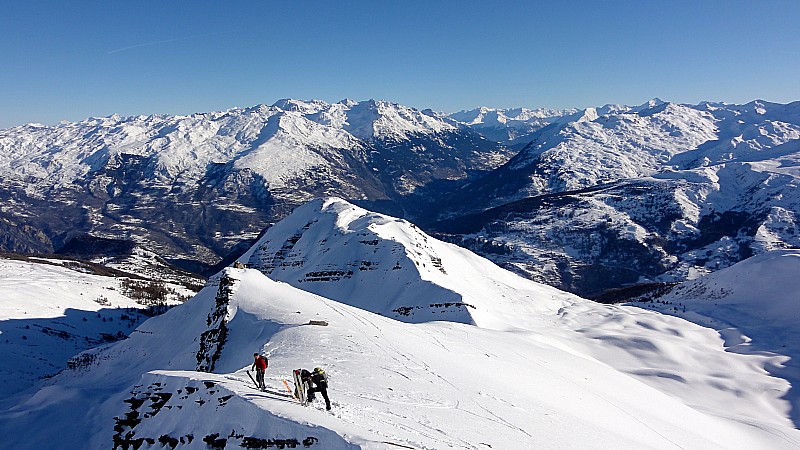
[{"xmin": 107, "ymin": 32, "xmax": 232, "ymax": 55}]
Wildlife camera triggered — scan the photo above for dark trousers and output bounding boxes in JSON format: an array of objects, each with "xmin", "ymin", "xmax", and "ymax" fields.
[
  {"xmin": 307, "ymin": 386, "xmax": 330, "ymax": 409},
  {"xmin": 255, "ymin": 369, "xmax": 265, "ymax": 388}
]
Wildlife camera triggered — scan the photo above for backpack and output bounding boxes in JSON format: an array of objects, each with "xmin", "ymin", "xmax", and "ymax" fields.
[{"xmin": 312, "ymin": 368, "xmax": 327, "ymax": 386}]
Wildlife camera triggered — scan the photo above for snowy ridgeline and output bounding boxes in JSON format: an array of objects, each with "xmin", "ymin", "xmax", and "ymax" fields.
[{"xmin": 1, "ymin": 198, "xmax": 800, "ymax": 449}]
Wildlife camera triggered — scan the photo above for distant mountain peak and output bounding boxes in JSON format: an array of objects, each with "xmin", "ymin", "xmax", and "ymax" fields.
[
  {"xmin": 271, "ymin": 98, "xmax": 329, "ymax": 113},
  {"xmin": 240, "ymin": 196, "xmax": 567, "ymax": 326}
]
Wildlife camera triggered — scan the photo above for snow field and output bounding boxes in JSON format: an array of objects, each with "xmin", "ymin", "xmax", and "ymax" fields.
[{"xmin": 2, "ymin": 201, "xmax": 800, "ymax": 449}]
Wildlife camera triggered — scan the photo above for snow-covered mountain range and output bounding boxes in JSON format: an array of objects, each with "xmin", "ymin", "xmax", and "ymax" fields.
[
  {"xmin": 0, "ymin": 99, "xmax": 507, "ymax": 271},
  {"xmin": 448, "ymin": 105, "xmax": 580, "ymax": 144},
  {"xmin": 431, "ymin": 99, "xmax": 800, "ymax": 295},
  {"xmin": 2, "ymin": 199, "xmax": 799, "ymax": 449},
  {"xmin": 1, "ymin": 98, "xmax": 799, "ymax": 298}
]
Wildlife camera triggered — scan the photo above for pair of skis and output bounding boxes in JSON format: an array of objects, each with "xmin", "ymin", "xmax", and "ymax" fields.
[{"xmin": 293, "ymin": 369, "xmax": 310, "ymax": 406}]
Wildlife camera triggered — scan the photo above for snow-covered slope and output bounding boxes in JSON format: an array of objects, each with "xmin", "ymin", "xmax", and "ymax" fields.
[
  {"xmin": 2, "ymin": 200, "xmax": 799, "ymax": 450},
  {"xmin": 239, "ymin": 198, "xmax": 566, "ymax": 327},
  {"xmin": 624, "ymin": 249, "xmax": 800, "ymax": 425},
  {"xmin": 641, "ymin": 249, "xmax": 800, "ymax": 341},
  {"xmin": 0, "ymin": 256, "xmax": 192, "ymax": 398},
  {"xmin": 2, "ymin": 267, "xmax": 797, "ymax": 449}
]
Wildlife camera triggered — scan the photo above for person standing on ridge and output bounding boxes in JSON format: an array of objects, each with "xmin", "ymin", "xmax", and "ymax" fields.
[
  {"xmin": 252, "ymin": 353, "xmax": 268, "ymax": 390},
  {"xmin": 305, "ymin": 367, "xmax": 331, "ymax": 410}
]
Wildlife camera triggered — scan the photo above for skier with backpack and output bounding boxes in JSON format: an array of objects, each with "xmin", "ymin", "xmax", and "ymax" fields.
[
  {"xmin": 251, "ymin": 353, "xmax": 268, "ymax": 390},
  {"xmin": 304, "ymin": 367, "xmax": 331, "ymax": 410}
]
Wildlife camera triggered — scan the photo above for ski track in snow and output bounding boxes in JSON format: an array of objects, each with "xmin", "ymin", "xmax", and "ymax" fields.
[{"xmin": 299, "ymin": 294, "xmax": 537, "ymax": 448}]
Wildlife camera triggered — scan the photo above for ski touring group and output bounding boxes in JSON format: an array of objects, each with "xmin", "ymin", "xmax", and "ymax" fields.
[{"xmin": 249, "ymin": 353, "xmax": 332, "ymax": 410}]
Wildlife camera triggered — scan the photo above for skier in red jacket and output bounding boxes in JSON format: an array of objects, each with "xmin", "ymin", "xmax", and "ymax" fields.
[{"xmin": 252, "ymin": 353, "xmax": 268, "ymax": 390}]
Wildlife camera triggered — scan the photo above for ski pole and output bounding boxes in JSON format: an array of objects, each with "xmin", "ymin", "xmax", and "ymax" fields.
[{"xmin": 246, "ymin": 370, "xmax": 260, "ymax": 390}]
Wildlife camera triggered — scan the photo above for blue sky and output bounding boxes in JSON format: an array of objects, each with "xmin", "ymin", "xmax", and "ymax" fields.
[{"xmin": 2, "ymin": 1, "xmax": 799, "ymax": 128}]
